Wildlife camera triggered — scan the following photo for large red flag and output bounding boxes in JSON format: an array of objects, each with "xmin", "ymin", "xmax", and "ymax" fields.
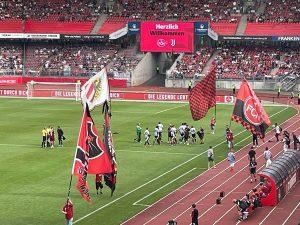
[
  {"xmin": 231, "ymin": 79, "xmax": 271, "ymax": 138},
  {"xmin": 72, "ymin": 104, "xmax": 114, "ymax": 202},
  {"xmin": 102, "ymin": 101, "xmax": 117, "ymax": 196},
  {"xmin": 189, "ymin": 69, "xmax": 216, "ymax": 120}
]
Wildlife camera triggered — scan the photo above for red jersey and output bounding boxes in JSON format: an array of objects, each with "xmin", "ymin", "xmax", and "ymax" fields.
[
  {"xmin": 210, "ymin": 118, "xmax": 216, "ymax": 125},
  {"xmin": 95, "ymin": 174, "xmax": 102, "ymax": 183},
  {"xmin": 62, "ymin": 203, "xmax": 73, "ymax": 220},
  {"xmin": 227, "ymin": 132, "xmax": 233, "ymax": 141},
  {"xmin": 50, "ymin": 131, "xmax": 55, "ymax": 141}
]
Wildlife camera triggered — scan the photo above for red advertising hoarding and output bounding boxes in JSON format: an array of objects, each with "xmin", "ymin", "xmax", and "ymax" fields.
[
  {"xmin": 0, "ymin": 86, "xmax": 235, "ymax": 103},
  {"xmin": 140, "ymin": 21, "xmax": 194, "ymax": 53}
]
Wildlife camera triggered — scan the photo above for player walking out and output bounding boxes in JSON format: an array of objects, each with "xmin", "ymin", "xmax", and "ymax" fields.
[
  {"xmin": 157, "ymin": 122, "xmax": 163, "ymax": 142},
  {"xmin": 197, "ymin": 127, "xmax": 205, "ymax": 144},
  {"xmin": 144, "ymin": 128, "xmax": 150, "ymax": 147},
  {"xmin": 190, "ymin": 126, "xmax": 196, "ymax": 143},
  {"xmin": 170, "ymin": 125, "xmax": 177, "ymax": 146},
  {"xmin": 153, "ymin": 126, "xmax": 160, "ymax": 145},
  {"xmin": 134, "ymin": 123, "xmax": 142, "ymax": 143}
]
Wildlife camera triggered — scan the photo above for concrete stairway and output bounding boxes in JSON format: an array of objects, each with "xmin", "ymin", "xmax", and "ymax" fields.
[
  {"xmin": 142, "ymin": 74, "xmax": 166, "ymax": 86},
  {"xmin": 90, "ymin": 14, "xmax": 108, "ymax": 34},
  {"xmin": 201, "ymin": 50, "xmax": 220, "ymax": 75},
  {"xmin": 235, "ymin": 15, "xmax": 248, "ymax": 35},
  {"xmin": 270, "ymin": 67, "xmax": 279, "ymax": 77},
  {"xmin": 257, "ymin": 1, "xmax": 267, "ymax": 14}
]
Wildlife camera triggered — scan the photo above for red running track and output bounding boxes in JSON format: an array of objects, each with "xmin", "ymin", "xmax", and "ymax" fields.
[{"xmin": 122, "ymin": 103, "xmax": 300, "ymax": 225}]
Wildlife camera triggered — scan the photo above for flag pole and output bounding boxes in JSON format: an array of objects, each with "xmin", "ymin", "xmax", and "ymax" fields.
[
  {"xmin": 66, "ymin": 104, "xmax": 87, "ymax": 201},
  {"xmin": 67, "ymin": 174, "xmax": 73, "ymax": 199},
  {"xmin": 214, "ymin": 104, "xmax": 217, "ymax": 121}
]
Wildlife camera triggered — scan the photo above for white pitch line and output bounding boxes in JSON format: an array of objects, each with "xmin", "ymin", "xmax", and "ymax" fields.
[
  {"xmin": 0, "ymin": 143, "xmax": 39, "ymax": 147},
  {"xmin": 176, "ymin": 130, "xmax": 298, "ymax": 222},
  {"xmin": 121, "ymin": 106, "xmax": 297, "ymax": 225},
  {"xmin": 154, "ymin": 104, "xmax": 187, "ymax": 114},
  {"xmin": 117, "ymin": 150, "xmax": 198, "ymax": 156},
  {"xmin": 71, "ymin": 106, "xmax": 295, "ymax": 224},
  {"xmin": 134, "ymin": 168, "xmax": 197, "ymax": 206},
  {"xmin": 75, "ymin": 126, "xmax": 249, "ymax": 224},
  {"xmin": 282, "ymin": 199, "xmax": 300, "ymax": 225},
  {"xmin": 137, "ymin": 114, "xmax": 300, "ymax": 225},
  {"xmin": 215, "ymin": 143, "xmax": 297, "ymax": 225},
  {"xmin": 133, "ymin": 203, "xmax": 151, "ymax": 207}
]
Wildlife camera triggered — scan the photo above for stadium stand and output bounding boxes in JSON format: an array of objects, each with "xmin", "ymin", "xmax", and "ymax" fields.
[
  {"xmin": 24, "ymin": 20, "xmax": 94, "ymax": 34},
  {"xmin": 248, "ymin": 0, "xmax": 300, "ymax": 23},
  {"xmin": 0, "ymin": 0, "xmax": 100, "ymax": 34},
  {"xmin": 170, "ymin": 47, "xmax": 213, "ymax": 79},
  {"xmin": 244, "ymin": 23, "xmax": 300, "ymax": 36},
  {"xmin": 98, "ymin": 16, "xmax": 128, "ymax": 35},
  {"xmin": 0, "ymin": 19, "xmax": 23, "ymax": 33},
  {"xmin": 276, "ymin": 49, "xmax": 300, "ymax": 78},
  {"xmin": 0, "ymin": 44, "xmax": 23, "ymax": 74},
  {"xmin": 25, "ymin": 44, "xmax": 118, "ymax": 77},
  {"xmin": 98, "ymin": 0, "xmax": 241, "ymax": 34},
  {"xmin": 108, "ymin": 48, "xmax": 140, "ymax": 80},
  {"xmin": 110, "ymin": 0, "xmax": 241, "ymax": 22},
  {"xmin": 210, "ymin": 22, "xmax": 238, "ymax": 35},
  {"xmin": 213, "ymin": 46, "xmax": 281, "ymax": 79},
  {"xmin": 0, "ymin": 0, "xmax": 99, "ymax": 21}
]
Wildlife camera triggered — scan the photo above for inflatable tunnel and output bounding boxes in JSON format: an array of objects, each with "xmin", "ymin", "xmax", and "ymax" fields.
[{"xmin": 258, "ymin": 150, "xmax": 300, "ymax": 206}]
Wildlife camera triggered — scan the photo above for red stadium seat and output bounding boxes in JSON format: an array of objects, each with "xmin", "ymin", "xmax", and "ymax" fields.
[
  {"xmin": 245, "ymin": 23, "xmax": 300, "ymax": 36},
  {"xmin": 0, "ymin": 19, "xmax": 23, "ymax": 33},
  {"xmin": 98, "ymin": 17, "xmax": 128, "ymax": 34},
  {"xmin": 24, "ymin": 20, "xmax": 94, "ymax": 34},
  {"xmin": 211, "ymin": 22, "xmax": 238, "ymax": 35}
]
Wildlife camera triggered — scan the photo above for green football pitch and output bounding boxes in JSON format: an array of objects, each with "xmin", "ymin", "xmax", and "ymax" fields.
[{"xmin": 0, "ymin": 98, "xmax": 296, "ymax": 225}]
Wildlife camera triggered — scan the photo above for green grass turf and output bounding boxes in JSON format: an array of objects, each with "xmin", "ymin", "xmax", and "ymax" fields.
[{"xmin": 0, "ymin": 98, "xmax": 297, "ymax": 225}]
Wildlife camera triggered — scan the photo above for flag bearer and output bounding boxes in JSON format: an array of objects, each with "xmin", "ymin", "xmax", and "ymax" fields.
[
  {"xmin": 61, "ymin": 198, "xmax": 73, "ymax": 225},
  {"xmin": 95, "ymin": 174, "xmax": 103, "ymax": 195}
]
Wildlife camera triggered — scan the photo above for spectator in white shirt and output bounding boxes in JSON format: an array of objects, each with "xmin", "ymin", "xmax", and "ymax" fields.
[
  {"xmin": 263, "ymin": 147, "xmax": 272, "ymax": 167},
  {"xmin": 207, "ymin": 146, "xmax": 216, "ymax": 169}
]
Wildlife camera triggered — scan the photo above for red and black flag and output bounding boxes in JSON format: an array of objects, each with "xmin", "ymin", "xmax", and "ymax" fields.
[
  {"xmin": 72, "ymin": 104, "xmax": 114, "ymax": 202},
  {"xmin": 102, "ymin": 101, "xmax": 117, "ymax": 196},
  {"xmin": 231, "ymin": 79, "xmax": 271, "ymax": 138},
  {"xmin": 189, "ymin": 69, "xmax": 216, "ymax": 120},
  {"xmin": 72, "ymin": 105, "xmax": 91, "ymax": 203}
]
